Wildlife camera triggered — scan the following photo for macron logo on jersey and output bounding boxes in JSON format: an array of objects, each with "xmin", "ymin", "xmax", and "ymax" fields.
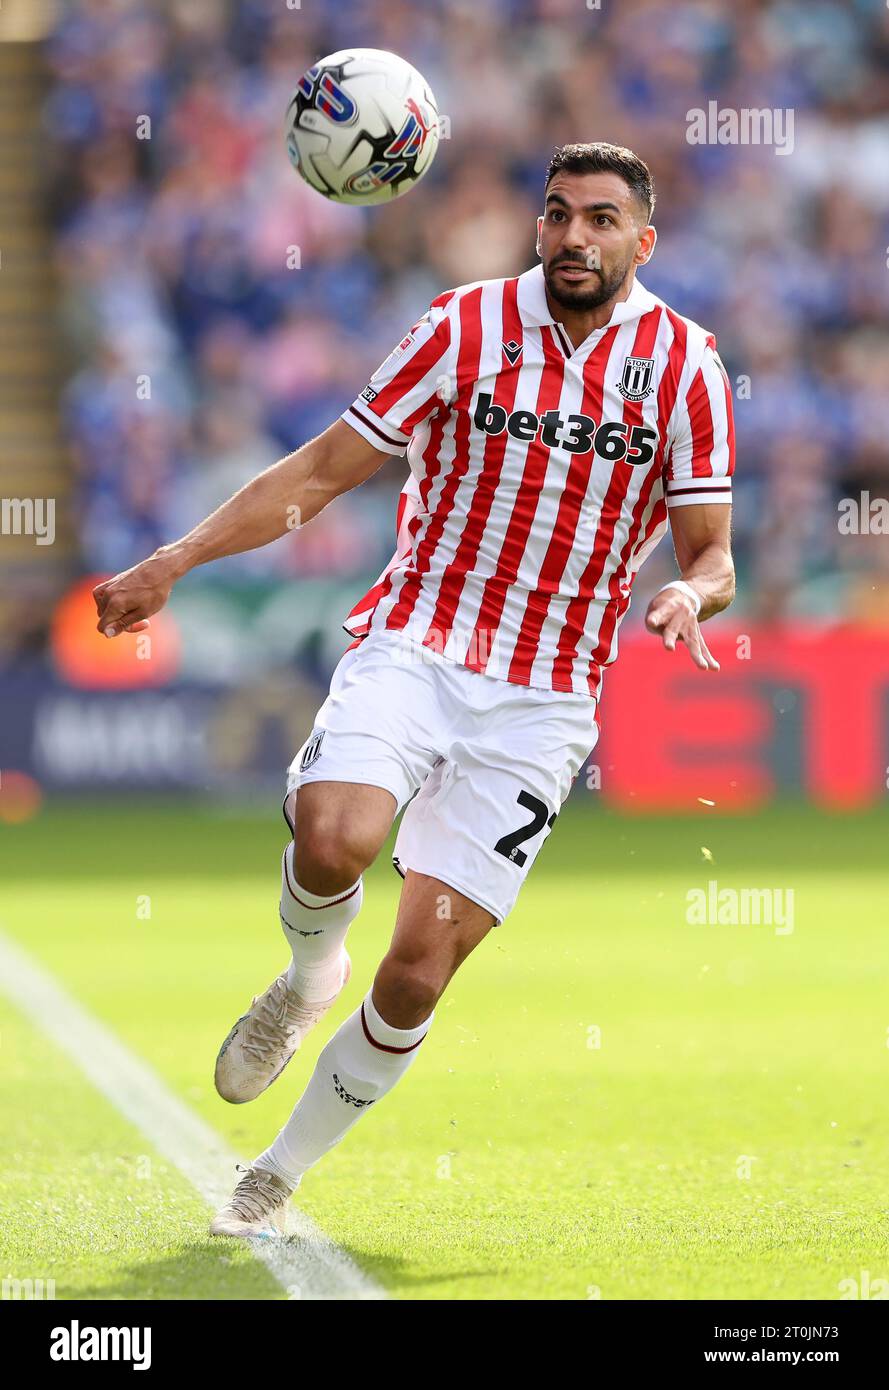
[{"xmin": 502, "ymin": 339, "xmax": 523, "ymax": 366}]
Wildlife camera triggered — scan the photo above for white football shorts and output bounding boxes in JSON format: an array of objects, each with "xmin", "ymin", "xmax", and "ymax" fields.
[{"xmin": 286, "ymin": 629, "xmax": 599, "ymax": 924}]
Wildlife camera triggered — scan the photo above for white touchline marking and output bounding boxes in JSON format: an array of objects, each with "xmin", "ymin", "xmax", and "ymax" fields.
[{"xmin": 0, "ymin": 931, "xmax": 385, "ymax": 1301}]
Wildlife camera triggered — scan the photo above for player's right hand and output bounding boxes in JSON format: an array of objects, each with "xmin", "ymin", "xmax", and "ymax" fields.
[{"xmin": 92, "ymin": 553, "xmax": 177, "ymax": 638}]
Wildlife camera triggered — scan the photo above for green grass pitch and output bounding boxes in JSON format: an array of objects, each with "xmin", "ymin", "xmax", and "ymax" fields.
[{"xmin": 1, "ymin": 801, "xmax": 887, "ymax": 1300}]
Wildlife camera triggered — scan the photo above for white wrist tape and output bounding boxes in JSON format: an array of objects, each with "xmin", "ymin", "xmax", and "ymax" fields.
[{"xmin": 656, "ymin": 579, "xmax": 702, "ymax": 616}]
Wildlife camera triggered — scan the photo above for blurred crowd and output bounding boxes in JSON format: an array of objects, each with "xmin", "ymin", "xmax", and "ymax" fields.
[{"xmin": 46, "ymin": 0, "xmax": 889, "ymax": 619}]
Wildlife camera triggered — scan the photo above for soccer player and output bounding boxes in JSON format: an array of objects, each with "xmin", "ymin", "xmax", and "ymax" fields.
[{"xmin": 93, "ymin": 143, "xmax": 735, "ymax": 1236}]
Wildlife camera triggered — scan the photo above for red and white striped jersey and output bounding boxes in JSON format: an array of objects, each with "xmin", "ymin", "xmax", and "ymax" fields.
[{"xmin": 342, "ymin": 265, "xmax": 734, "ymax": 698}]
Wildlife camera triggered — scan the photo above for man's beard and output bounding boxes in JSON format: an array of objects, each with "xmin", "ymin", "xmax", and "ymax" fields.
[{"xmin": 543, "ymin": 255, "xmax": 633, "ymax": 311}]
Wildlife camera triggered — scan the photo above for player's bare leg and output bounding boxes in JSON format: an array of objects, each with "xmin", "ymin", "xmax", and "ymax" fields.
[
  {"xmin": 211, "ymin": 871, "xmax": 495, "ymax": 1236},
  {"xmin": 289, "ymin": 782, "xmax": 396, "ymax": 894},
  {"xmin": 372, "ymin": 869, "xmax": 495, "ymax": 1027},
  {"xmin": 213, "ymin": 782, "xmax": 395, "ymax": 1105}
]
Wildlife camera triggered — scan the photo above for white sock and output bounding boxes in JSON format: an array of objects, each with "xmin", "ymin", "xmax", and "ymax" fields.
[
  {"xmin": 280, "ymin": 842, "xmax": 363, "ymax": 1002},
  {"xmin": 254, "ymin": 989, "xmax": 433, "ymax": 1186}
]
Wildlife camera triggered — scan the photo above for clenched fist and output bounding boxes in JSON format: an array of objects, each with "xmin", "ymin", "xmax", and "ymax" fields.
[{"xmin": 92, "ymin": 552, "xmax": 179, "ymax": 638}]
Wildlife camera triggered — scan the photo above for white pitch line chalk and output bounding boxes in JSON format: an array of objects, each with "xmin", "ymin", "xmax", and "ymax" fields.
[{"xmin": 0, "ymin": 930, "xmax": 385, "ymax": 1301}]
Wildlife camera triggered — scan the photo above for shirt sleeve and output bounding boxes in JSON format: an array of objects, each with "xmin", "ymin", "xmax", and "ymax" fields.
[
  {"xmin": 341, "ymin": 300, "xmax": 453, "ymax": 456},
  {"xmin": 664, "ymin": 338, "xmax": 735, "ymax": 508}
]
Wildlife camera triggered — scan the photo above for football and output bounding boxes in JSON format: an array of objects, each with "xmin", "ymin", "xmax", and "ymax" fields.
[{"xmin": 285, "ymin": 48, "xmax": 440, "ymax": 205}]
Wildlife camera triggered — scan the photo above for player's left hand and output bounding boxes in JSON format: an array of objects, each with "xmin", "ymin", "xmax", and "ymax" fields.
[{"xmin": 645, "ymin": 588, "xmax": 719, "ymax": 671}]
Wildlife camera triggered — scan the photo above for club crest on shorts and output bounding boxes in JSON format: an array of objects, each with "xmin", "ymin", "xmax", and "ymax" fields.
[
  {"xmin": 300, "ymin": 729, "xmax": 325, "ymax": 772},
  {"xmin": 618, "ymin": 355, "xmax": 655, "ymax": 402}
]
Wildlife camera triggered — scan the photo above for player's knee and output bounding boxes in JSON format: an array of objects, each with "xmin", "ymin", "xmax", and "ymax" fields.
[
  {"xmin": 293, "ymin": 813, "xmax": 376, "ymax": 894},
  {"xmin": 373, "ymin": 953, "xmax": 441, "ymax": 1027}
]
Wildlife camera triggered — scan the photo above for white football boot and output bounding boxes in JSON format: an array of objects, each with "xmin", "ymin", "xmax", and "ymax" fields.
[
  {"xmin": 214, "ymin": 953, "xmax": 351, "ymax": 1104},
  {"xmin": 209, "ymin": 1165, "xmax": 293, "ymax": 1238}
]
